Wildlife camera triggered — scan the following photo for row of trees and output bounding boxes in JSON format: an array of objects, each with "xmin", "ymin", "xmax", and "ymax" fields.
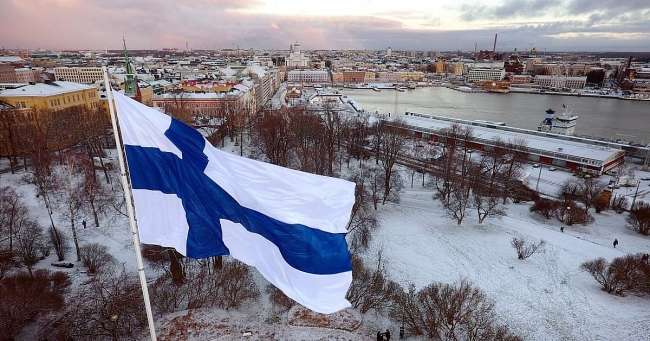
[
  {"xmin": 1, "ymin": 149, "xmax": 119, "ymax": 265},
  {"xmin": 0, "ymin": 105, "xmax": 111, "ymax": 180},
  {"xmin": 427, "ymin": 124, "xmax": 532, "ymax": 224},
  {"xmin": 581, "ymin": 253, "xmax": 650, "ymax": 295},
  {"xmin": 0, "ymin": 101, "xmax": 545, "ymax": 339}
]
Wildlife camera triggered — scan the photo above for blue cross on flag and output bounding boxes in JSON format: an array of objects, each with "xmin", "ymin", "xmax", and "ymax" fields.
[{"xmin": 113, "ymin": 92, "xmax": 355, "ymax": 314}]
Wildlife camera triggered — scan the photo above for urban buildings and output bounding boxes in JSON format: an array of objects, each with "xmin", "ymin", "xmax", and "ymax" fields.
[{"xmin": 0, "ymin": 80, "xmax": 100, "ymax": 111}]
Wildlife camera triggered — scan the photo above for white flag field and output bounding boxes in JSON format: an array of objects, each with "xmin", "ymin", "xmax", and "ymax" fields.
[{"xmin": 113, "ymin": 92, "xmax": 356, "ymax": 314}]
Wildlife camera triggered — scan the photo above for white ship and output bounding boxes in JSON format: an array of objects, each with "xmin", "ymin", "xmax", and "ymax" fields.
[{"xmin": 537, "ymin": 105, "xmax": 578, "ymax": 136}]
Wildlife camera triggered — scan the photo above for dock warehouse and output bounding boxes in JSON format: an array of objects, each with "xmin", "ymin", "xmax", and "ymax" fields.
[{"xmin": 388, "ymin": 112, "xmax": 627, "ymax": 176}]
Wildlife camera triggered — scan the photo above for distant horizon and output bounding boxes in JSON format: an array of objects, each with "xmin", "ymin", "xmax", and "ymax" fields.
[
  {"xmin": 2, "ymin": 0, "xmax": 649, "ymax": 53},
  {"xmin": 4, "ymin": 47, "xmax": 650, "ymax": 55}
]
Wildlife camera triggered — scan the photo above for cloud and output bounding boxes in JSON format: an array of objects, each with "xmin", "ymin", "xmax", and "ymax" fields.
[
  {"xmin": 460, "ymin": 0, "xmax": 563, "ymax": 21},
  {"xmin": 0, "ymin": 0, "xmax": 648, "ymax": 52}
]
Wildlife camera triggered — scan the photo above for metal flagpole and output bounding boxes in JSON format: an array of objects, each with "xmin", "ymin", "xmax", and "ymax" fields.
[{"xmin": 102, "ymin": 66, "xmax": 158, "ymax": 341}]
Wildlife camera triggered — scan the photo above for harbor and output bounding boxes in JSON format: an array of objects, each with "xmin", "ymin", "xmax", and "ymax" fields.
[{"xmin": 339, "ymin": 86, "xmax": 650, "ymax": 145}]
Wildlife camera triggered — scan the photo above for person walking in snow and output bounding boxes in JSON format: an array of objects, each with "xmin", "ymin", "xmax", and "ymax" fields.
[
  {"xmin": 385, "ymin": 329, "xmax": 391, "ymax": 341},
  {"xmin": 613, "ymin": 239, "xmax": 618, "ymax": 248},
  {"xmin": 560, "ymin": 225, "xmax": 564, "ymax": 233},
  {"xmin": 377, "ymin": 331, "xmax": 383, "ymax": 341}
]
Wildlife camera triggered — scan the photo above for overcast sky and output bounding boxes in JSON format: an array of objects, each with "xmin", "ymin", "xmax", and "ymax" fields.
[{"xmin": 2, "ymin": 0, "xmax": 649, "ymax": 52}]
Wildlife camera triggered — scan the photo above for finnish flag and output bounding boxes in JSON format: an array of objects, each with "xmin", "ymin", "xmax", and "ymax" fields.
[{"xmin": 113, "ymin": 92, "xmax": 355, "ymax": 314}]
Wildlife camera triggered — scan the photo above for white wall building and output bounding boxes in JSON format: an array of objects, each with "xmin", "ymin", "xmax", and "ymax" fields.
[
  {"xmin": 285, "ymin": 43, "xmax": 310, "ymax": 69},
  {"xmin": 287, "ymin": 70, "xmax": 330, "ymax": 83},
  {"xmin": 534, "ymin": 75, "xmax": 587, "ymax": 89},
  {"xmin": 54, "ymin": 67, "xmax": 105, "ymax": 84},
  {"xmin": 466, "ymin": 68, "xmax": 506, "ymax": 82}
]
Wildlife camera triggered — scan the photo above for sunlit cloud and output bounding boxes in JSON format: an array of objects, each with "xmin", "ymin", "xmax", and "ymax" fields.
[{"xmin": 0, "ymin": 0, "xmax": 648, "ymax": 51}]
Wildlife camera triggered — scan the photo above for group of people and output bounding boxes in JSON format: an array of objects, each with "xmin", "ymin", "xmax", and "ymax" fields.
[{"xmin": 376, "ymin": 329, "xmax": 390, "ymax": 341}]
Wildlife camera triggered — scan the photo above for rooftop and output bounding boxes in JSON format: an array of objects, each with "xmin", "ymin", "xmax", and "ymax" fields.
[
  {"xmin": 400, "ymin": 112, "xmax": 624, "ymax": 163},
  {"xmin": 0, "ymin": 81, "xmax": 95, "ymax": 97}
]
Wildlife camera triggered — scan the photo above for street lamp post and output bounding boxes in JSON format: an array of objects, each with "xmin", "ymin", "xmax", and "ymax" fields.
[
  {"xmin": 566, "ymin": 206, "xmax": 571, "ymax": 225},
  {"xmin": 535, "ymin": 165, "xmax": 543, "ymax": 192},
  {"xmin": 110, "ymin": 314, "xmax": 119, "ymax": 341},
  {"xmin": 400, "ymin": 288, "xmax": 408, "ymax": 339},
  {"xmin": 631, "ymin": 181, "xmax": 641, "ymax": 208}
]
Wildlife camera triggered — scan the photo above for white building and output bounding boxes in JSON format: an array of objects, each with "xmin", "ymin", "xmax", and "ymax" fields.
[
  {"xmin": 53, "ymin": 67, "xmax": 105, "ymax": 84},
  {"xmin": 285, "ymin": 43, "xmax": 310, "ymax": 69},
  {"xmin": 287, "ymin": 70, "xmax": 330, "ymax": 83},
  {"xmin": 534, "ymin": 75, "xmax": 587, "ymax": 89},
  {"xmin": 466, "ymin": 68, "xmax": 506, "ymax": 82}
]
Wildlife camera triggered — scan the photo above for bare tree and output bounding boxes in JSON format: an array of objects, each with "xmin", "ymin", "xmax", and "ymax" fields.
[
  {"xmin": 431, "ymin": 123, "xmax": 473, "ymax": 212},
  {"xmin": 626, "ymin": 201, "xmax": 650, "ymax": 235},
  {"xmin": 290, "ymin": 109, "xmax": 328, "ymax": 174},
  {"xmin": 250, "ymin": 107, "xmax": 293, "ymax": 167},
  {"xmin": 45, "ymin": 269, "xmax": 148, "ymax": 341},
  {"xmin": 553, "ymin": 200, "xmax": 593, "ymax": 226},
  {"xmin": 15, "ymin": 220, "xmax": 46, "ymax": 277},
  {"xmin": 81, "ymin": 243, "xmax": 117, "ymax": 274},
  {"xmin": 49, "ymin": 226, "xmax": 70, "ymax": 262},
  {"xmin": 500, "ymin": 138, "xmax": 528, "ymax": 204},
  {"xmin": 473, "ymin": 186, "xmax": 506, "ymax": 224},
  {"xmin": 529, "ymin": 198, "xmax": 556, "ymax": 219},
  {"xmin": 346, "ymin": 253, "xmax": 400, "ymax": 313},
  {"xmin": 164, "ymin": 89, "xmax": 194, "ymax": 125},
  {"xmin": 581, "ymin": 254, "xmax": 650, "ymax": 295},
  {"xmin": 510, "ymin": 237, "xmax": 546, "ymax": 260},
  {"xmin": 81, "ymin": 170, "xmax": 112, "ymax": 228},
  {"xmin": 378, "ymin": 118, "xmax": 407, "ymax": 204},
  {"xmin": 0, "ymin": 186, "xmax": 29, "ymax": 252},
  {"xmin": 216, "ymin": 95, "xmax": 244, "ymax": 144},
  {"xmin": 266, "ymin": 283, "xmax": 295, "ymax": 312},
  {"xmin": 345, "ymin": 169, "xmax": 379, "ymax": 254},
  {"xmin": 64, "ymin": 105, "xmax": 112, "ymax": 182},
  {"xmin": 442, "ymin": 180, "xmax": 472, "ymax": 225},
  {"xmin": 0, "ymin": 270, "xmax": 70, "ymax": 339},
  {"xmin": 26, "ymin": 129, "xmax": 59, "ymax": 231},
  {"xmin": 364, "ymin": 165, "xmax": 385, "ymax": 210},
  {"xmin": 392, "ymin": 279, "xmax": 521, "ymax": 340},
  {"xmin": 0, "ymin": 107, "xmax": 23, "ymax": 173},
  {"xmin": 149, "ymin": 258, "xmax": 260, "ymax": 315},
  {"xmin": 54, "ymin": 152, "xmax": 87, "ymax": 261},
  {"xmin": 560, "ymin": 177, "xmax": 609, "ymax": 213}
]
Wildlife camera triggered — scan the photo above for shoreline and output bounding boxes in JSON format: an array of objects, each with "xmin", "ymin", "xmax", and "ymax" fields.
[{"xmin": 331, "ymin": 82, "xmax": 650, "ymax": 102}]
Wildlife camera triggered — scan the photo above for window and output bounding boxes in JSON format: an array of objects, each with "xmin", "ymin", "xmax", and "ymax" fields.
[{"xmin": 21, "ymin": 102, "xmax": 26, "ymax": 108}]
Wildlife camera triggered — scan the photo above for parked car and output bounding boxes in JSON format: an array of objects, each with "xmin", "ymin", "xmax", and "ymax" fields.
[
  {"xmin": 549, "ymin": 167, "xmax": 557, "ymax": 171},
  {"xmin": 532, "ymin": 163, "xmax": 540, "ymax": 168}
]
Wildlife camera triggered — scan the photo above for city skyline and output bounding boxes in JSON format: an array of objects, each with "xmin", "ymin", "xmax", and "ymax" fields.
[{"xmin": 2, "ymin": 0, "xmax": 649, "ymax": 52}]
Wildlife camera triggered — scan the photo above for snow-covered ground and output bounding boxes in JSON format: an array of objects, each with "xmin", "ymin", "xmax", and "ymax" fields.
[{"xmin": 3, "ymin": 151, "xmax": 650, "ymax": 340}]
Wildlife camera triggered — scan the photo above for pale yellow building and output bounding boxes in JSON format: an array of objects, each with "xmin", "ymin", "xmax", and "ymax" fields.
[
  {"xmin": 53, "ymin": 67, "xmax": 105, "ymax": 84},
  {"xmin": 0, "ymin": 80, "xmax": 101, "ymax": 112}
]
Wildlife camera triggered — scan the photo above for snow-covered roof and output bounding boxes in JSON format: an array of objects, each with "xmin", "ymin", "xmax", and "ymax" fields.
[
  {"xmin": 246, "ymin": 64, "xmax": 266, "ymax": 78},
  {"xmin": 0, "ymin": 81, "xmax": 95, "ymax": 97},
  {"xmin": 219, "ymin": 67, "xmax": 238, "ymax": 77},
  {"xmin": 156, "ymin": 92, "xmax": 241, "ymax": 100},
  {"xmin": 0, "ymin": 56, "xmax": 23, "ymax": 63},
  {"xmin": 232, "ymin": 84, "xmax": 250, "ymax": 93},
  {"xmin": 400, "ymin": 112, "xmax": 623, "ymax": 163}
]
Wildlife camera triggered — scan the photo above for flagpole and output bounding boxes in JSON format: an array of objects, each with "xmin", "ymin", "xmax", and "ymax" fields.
[{"xmin": 102, "ymin": 66, "xmax": 158, "ymax": 341}]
